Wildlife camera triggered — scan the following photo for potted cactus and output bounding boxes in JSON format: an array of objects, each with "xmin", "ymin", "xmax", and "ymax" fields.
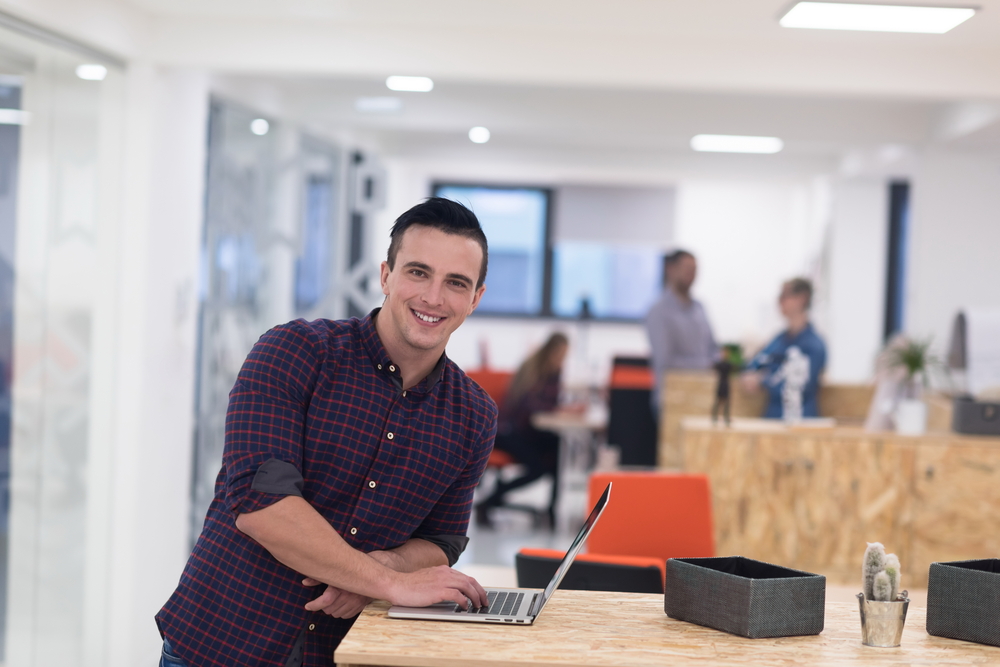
[{"xmin": 857, "ymin": 542, "xmax": 910, "ymax": 647}]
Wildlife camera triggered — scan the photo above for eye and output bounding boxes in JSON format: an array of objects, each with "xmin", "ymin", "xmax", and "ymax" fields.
[
  {"xmin": 409, "ymin": 268, "xmax": 427, "ymax": 278},
  {"xmin": 448, "ymin": 280, "xmax": 469, "ymax": 289}
]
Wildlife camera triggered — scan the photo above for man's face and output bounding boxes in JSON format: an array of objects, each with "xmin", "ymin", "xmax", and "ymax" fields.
[
  {"xmin": 669, "ymin": 256, "xmax": 698, "ymax": 293},
  {"xmin": 779, "ymin": 288, "xmax": 808, "ymax": 319},
  {"xmin": 379, "ymin": 225, "xmax": 485, "ymax": 357}
]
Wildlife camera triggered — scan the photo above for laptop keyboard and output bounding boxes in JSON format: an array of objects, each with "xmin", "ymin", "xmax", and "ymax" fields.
[{"xmin": 454, "ymin": 590, "xmax": 524, "ymax": 616}]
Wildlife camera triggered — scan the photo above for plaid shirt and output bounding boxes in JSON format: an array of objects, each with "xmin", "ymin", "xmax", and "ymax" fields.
[{"xmin": 157, "ymin": 311, "xmax": 497, "ymax": 666}]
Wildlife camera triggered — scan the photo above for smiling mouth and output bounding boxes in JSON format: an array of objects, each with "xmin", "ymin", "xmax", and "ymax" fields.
[{"xmin": 411, "ymin": 309, "xmax": 444, "ymax": 324}]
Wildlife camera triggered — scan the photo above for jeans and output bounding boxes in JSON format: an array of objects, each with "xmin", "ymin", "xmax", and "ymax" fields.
[{"xmin": 160, "ymin": 640, "xmax": 187, "ymax": 667}]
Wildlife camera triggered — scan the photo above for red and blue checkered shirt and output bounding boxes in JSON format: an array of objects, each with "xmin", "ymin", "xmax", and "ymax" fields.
[{"xmin": 156, "ymin": 311, "xmax": 497, "ymax": 666}]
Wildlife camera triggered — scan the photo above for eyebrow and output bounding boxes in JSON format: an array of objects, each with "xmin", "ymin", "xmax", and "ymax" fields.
[{"xmin": 403, "ymin": 261, "xmax": 474, "ymax": 288}]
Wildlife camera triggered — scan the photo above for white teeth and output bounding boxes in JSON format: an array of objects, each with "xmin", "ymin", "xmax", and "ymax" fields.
[{"xmin": 413, "ymin": 310, "xmax": 441, "ymax": 323}]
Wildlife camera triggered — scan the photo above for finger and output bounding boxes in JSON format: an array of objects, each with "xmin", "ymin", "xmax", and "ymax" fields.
[
  {"xmin": 452, "ymin": 574, "xmax": 487, "ymax": 608},
  {"xmin": 304, "ymin": 587, "xmax": 343, "ymax": 612},
  {"xmin": 302, "ymin": 577, "xmax": 322, "ymax": 587},
  {"xmin": 328, "ymin": 597, "xmax": 368, "ymax": 618}
]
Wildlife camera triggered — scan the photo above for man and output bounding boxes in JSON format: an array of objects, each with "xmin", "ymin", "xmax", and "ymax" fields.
[
  {"xmin": 645, "ymin": 250, "xmax": 718, "ymax": 417},
  {"xmin": 157, "ymin": 198, "xmax": 496, "ymax": 666},
  {"xmin": 742, "ymin": 277, "xmax": 827, "ymax": 419}
]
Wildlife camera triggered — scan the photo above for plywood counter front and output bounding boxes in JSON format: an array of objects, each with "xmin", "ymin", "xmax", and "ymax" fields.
[
  {"xmin": 681, "ymin": 417, "xmax": 1000, "ymax": 587},
  {"xmin": 335, "ymin": 590, "xmax": 998, "ymax": 666}
]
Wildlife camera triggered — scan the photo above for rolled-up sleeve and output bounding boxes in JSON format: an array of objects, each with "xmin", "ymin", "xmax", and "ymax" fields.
[{"xmin": 223, "ymin": 320, "xmax": 324, "ymax": 516}]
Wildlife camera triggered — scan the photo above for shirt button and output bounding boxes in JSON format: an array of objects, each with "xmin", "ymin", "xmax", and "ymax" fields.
[
  {"xmin": 389, "ymin": 364, "xmax": 396, "ymax": 372},
  {"xmin": 350, "ymin": 527, "xmax": 358, "ymax": 535},
  {"xmin": 308, "ymin": 623, "xmax": 316, "ymax": 631},
  {"xmin": 377, "ymin": 364, "xmax": 382, "ymax": 370},
  {"xmin": 368, "ymin": 480, "xmax": 377, "ymax": 489},
  {"xmin": 387, "ymin": 432, "xmax": 394, "ymax": 440},
  {"xmin": 402, "ymin": 390, "xmax": 407, "ymax": 397}
]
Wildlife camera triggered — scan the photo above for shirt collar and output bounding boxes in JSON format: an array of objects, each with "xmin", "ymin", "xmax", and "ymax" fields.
[{"xmin": 360, "ymin": 308, "xmax": 447, "ymax": 393}]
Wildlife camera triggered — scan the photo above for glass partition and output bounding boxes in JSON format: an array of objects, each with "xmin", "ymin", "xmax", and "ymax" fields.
[{"xmin": 0, "ymin": 19, "xmax": 124, "ymax": 666}]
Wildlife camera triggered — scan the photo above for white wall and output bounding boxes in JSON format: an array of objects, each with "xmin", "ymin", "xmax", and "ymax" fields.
[
  {"xmin": 673, "ymin": 177, "xmax": 831, "ymax": 352},
  {"xmin": 825, "ymin": 178, "xmax": 888, "ymax": 382},
  {"xmin": 907, "ymin": 151, "xmax": 1000, "ymax": 352}
]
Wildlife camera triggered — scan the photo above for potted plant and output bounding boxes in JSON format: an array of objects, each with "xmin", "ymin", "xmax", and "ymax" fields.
[
  {"xmin": 889, "ymin": 338, "xmax": 934, "ymax": 435},
  {"xmin": 857, "ymin": 542, "xmax": 909, "ymax": 647}
]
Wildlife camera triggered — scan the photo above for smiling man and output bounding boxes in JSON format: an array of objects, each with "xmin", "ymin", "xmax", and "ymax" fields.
[{"xmin": 156, "ymin": 198, "xmax": 497, "ymax": 667}]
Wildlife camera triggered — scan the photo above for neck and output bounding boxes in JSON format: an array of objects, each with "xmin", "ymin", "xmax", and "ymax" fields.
[
  {"xmin": 670, "ymin": 284, "xmax": 692, "ymax": 304},
  {"xmin": 787, "ymin": 314, "xmax": 809, "ymax": 336},
  {"xmin": 374, "ymin": 310, "xmax": 444, "ymax": 389}
]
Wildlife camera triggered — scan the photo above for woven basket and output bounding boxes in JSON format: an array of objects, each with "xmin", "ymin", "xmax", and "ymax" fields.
[
  {"xmin": 926, "ymin": 559, "xmax": 1000, "ymax": 647},
  {"xmin": 664, "ymin": 556, "xmax": 825, "ymax": 639}
]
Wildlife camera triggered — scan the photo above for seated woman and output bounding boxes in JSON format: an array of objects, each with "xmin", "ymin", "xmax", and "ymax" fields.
[
  {"xmin": 741, "ymin": 278, "xmax": 827, "ymax": 420},
  {"xmin": 476, "ymin": 333, "xmax": 569, "ymax": 528}
]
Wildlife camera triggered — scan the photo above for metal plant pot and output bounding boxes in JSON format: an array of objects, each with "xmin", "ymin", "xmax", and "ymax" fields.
[{"xmin": 857, "ymin": 593, "xmax": 909, "ymax": 647}]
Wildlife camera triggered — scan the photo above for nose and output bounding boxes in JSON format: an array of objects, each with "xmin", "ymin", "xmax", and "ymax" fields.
[{"xmin": 421, "ymin": 277, "xmax": 445, "ymax": 307}]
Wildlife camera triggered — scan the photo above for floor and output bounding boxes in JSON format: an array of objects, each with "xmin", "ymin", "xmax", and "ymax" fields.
[{"xmin": 455, "ymin": 470, "xmax": 589, "ymax": 588}]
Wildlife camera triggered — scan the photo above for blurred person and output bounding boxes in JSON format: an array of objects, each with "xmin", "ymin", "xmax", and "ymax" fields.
[
  {"xmin": 645, "ymin": 250, "xmax": 718, "ymax": 416},
  {"xmin": 475, "ymin": 332, "xmax": 572, "ymax": 529},
  {"xmin": 741, "ymin": 277, "xmax": 827, "ymax": 419},
  {"xmin": 156, "ymin": 198, "xmax": 496, "ymax": 667}
]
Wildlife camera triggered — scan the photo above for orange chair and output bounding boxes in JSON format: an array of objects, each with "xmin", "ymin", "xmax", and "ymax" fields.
[
  {"xmin": 515, "ymin": 547, "xmax": 665, "ymax": 594},
  {"xmin": 514, "ymin": 472, "xmax": 713, "ymax": 593},
  {"xmin": 466, "ymin": 369, "xmax": 515, "ymax": 470},
  {"xmin": 466, "ymin": 368, "xmax": 547, "ymax": 525},
  {"xmin": 586, "ymin": 471, "xmax": 715, "ymax": 561}
]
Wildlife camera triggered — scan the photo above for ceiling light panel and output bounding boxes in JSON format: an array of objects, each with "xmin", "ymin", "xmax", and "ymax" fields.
[
  {"xmin": 355, "ymin": 97, "xmax": 403, "ymax": 113},
  {"xmin": 691, "ymin": 134, "xmax": 784, "ymax": 154},
  {"xmin": 780, "ymin": 2, "xmax": 977, "ymax": 34},
  {"xmin": 386, "ymin": 75, "xmax": 434, "ymax": 92}
]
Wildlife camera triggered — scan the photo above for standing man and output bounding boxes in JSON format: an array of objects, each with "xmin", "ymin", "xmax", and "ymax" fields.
[
  {"xmin": 157, "ymin": 198, "xmax": 495, "ymax": 666},
  {"xmin": 645, "ymin": 249, "xmax": 718, "ymax": 420}
]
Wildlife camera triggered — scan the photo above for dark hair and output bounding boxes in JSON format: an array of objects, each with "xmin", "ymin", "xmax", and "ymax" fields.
[
  {"xmin": 662, "ymin": 249, "xmax": 695, "ymax": 286},
  {"xmin": 387, "ymin": 197, "xmax": 489, "ymax": 288},
  {"xmin": 782, "ymin": 277, "xmax": 813, "ymax": 309},
  {"xmin": 507, "ymin": 332, "xmax": 569, "ymax": 404}
]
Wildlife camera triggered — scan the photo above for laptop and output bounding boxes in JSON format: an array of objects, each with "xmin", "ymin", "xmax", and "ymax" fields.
[{"xmin": 388, "ymin": 482, "xmax": 611, "ymax": 625}]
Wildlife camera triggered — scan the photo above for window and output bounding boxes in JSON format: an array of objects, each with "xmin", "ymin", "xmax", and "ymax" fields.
[
  {"xmin": 552, "ymin": 242, "xmax": 663, "ymax": 319},
  {"xmin": 434, "ymin": 182, "xmax": 670, "ymax": 321},
  {"xmin": 434, "ymin": 184, "xmax": 550, "ymax": 315}
]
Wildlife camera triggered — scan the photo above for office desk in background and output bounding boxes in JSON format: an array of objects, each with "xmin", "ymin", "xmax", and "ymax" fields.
[{"xmin": 335, "ymin": 589, "xmax": 997, "ymax": 666}]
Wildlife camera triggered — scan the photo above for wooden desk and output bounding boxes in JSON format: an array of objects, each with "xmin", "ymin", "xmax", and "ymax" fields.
[
  {"xmin": 335, "ymin": 590, "xmax": 999, "ymax": 666},
  {"xmin": 682, "ymin": 417, "xmax": 1000, "ymax": 587}
]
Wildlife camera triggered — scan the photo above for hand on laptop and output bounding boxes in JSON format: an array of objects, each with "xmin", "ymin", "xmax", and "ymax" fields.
[
  {"xmin": 302, "ymin": 578, "xmax": 371, "ymax": 618},
  {"xmin": 387, "ymin": 565, "xmax": 489, "ymax": 610}
]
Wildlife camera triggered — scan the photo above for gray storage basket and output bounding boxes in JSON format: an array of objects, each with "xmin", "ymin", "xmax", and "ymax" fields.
[
  {"xmin": 665, "ymin": 556, "xmax": 826, "ymax": 639},
  {"xmin": 926, "ymin": 559, "xmax": 1000, "ymax": 647}
]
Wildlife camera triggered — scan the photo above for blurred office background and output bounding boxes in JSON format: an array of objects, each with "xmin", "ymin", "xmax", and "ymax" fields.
[{"xmin": 0, "ymin": 1, "xmax": 998, "ymax": 665}]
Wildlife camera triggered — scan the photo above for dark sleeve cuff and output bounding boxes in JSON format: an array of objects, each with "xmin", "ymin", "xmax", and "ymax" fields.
[
  {"xmin": 250, "ymin": 458, "xmax": 305, "ymax": 497},
  {"xmin": 414, "ymin": 534, "xmax": 470, "ymax": 566}
]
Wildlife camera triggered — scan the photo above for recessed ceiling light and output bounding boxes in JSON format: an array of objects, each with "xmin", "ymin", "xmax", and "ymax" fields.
[
  {"xmin": 780, "ymin": 2, "xmax": 977, "ymax": 33},
  {"xmin": 250, "ymin": 118, "xmax": 269, "ymax": 136},
  {"xmin": 468, "ymin": 127, "xmax": 491, "ymax": 144},
  {"xmin": 386, "ymin": 75, "xmax": 434, "ymax": 92},
  {"xmin": 75, "ymin": 64, "xmax": 107, "ymax": 81},
  {"xmin": 691, "ymin": 134, "xmax": 784, "ymax": 154},
  {"xmin": 355, "ymin": 97, "xmax": 403, "ymax": 113}
]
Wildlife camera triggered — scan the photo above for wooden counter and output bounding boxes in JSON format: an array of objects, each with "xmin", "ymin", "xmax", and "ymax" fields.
[
  {"xmin": 659, "ymin": 372, "xmax": 876, "ymax": 468},
  {"xmin": 682, "ymin": 417, "xmax": 1000, "ymax": 587},
  {"xmin": 335, "ymin": 589, "xmax": 999, "ymax": 666}
]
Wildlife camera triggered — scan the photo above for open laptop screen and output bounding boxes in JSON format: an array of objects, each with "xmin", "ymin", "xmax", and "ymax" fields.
[{"xmin": 535, "ymin": 482, "xmax": 612, "ymax": 613}]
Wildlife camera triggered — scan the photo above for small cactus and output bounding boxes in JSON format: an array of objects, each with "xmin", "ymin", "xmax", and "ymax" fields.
[
  {"xmin": 863, "ymin": 542, "xmax": 903, "ymax": 602},
  {"xmin": 883, "ymin": 553, "xmax": 901, "ymax": 601},
  {"xmin": 863, "ymin": 542, "xmax": 886, "ymax": 600}
]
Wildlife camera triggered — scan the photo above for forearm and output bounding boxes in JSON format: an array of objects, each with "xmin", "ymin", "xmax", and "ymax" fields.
[
  {"xmin": 374, "ymin": 538, "xmax": 449, "ymax": 573},
  {"xmin": 236, "ymin": 495, "xmax": 399, "ymax": 600}
]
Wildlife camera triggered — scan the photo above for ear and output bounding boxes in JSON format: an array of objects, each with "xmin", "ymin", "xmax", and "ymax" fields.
[
  {"xmin": 380, "ymin": 261, "xmax": 391, "ymax": 296},
  {"xmin": 468, "ymin": 284, "xmax": 486, "ymax": 314}
]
